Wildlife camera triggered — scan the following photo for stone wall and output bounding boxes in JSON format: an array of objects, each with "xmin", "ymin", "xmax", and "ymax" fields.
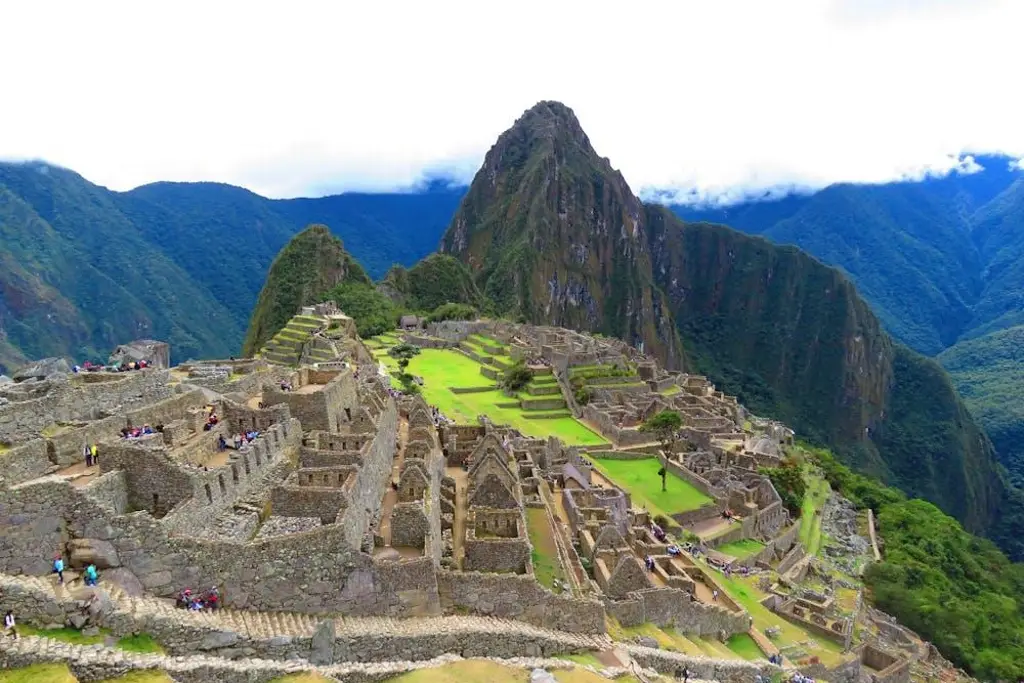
[
  {"xmin": 436, "ymin": 570, "xmax": 605, "ymax": 634},
  {"xmin": 605, "ymin": 587, "xmax": 750, "ymax": 636},
  {"xmin": 263, "ymin": 370, "xmax": 359, "ymax": 433},
  {"xmin": 0, "ymin": 471, "xmax": 446, "ymax": 615},
  {"xmin": 271, "ymin": 484, "xmax": 349, "ymax": 523},
  {"xmin": 0, "ymin": 439, "xmax": 52, "ymax": 486},
  {"xmin": 463, "ymin": 535, "xmax": 530, "ymax": 573},
  {"xmin": 391, "ymin": 502, "xmax": 430, "ymax": 548},
  {"xmin": 0, "ymin": 370, "xmax": 173, "ymax": 445},
  {"xmin": 340, "ymin": 400, "xmax": 398, "ymax": 549}
]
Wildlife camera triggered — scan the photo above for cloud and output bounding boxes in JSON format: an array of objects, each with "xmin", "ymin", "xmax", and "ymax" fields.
[{"xmin": 0, "ymin": 0, "xmax": 1021, "ymax": 203}]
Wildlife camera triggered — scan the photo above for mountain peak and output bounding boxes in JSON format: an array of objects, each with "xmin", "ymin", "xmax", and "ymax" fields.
[
  {"xmin": 242, "ymin": 224, "xmax": 369, "ymax": 355},
  {"xmin": 508, "ymin": 100, "xmax": 589, "ymax": 145}
]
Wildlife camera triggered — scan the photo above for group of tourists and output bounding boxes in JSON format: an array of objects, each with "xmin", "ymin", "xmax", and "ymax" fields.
[
  {"xmin": 120, "ymin": 425, "xmax": 158, "ymax": 440},
  {"xmin": 175, "ymin": 587, "xmax": 220, "ymax": 611},
  {"xmin": 81, "ymin": 443, "xmax": 99, "ymax": 467},
  {"xmin": 73, "ymin": 359, "xmax": 151, "ymax": 374},
  {"xmin": 49, "ymin": 554, "xmax": 97, "ymax": 586},
  {"xmin": 218, "ymin": 431, "xmax": 260, "ymax": 451}
]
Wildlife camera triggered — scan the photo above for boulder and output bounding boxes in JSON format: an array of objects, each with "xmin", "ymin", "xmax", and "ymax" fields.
[
  {"xmin": 635, "ymin": 635, "xmax": 659, "ymax": 649},
  {"xmin": 199, "ymin": 630, "xmax": 240, "ymax": 650},
  {"xmin": 309, "ymin": 619, "xmax": 336, "ymax": 665},
  {"xmin": 102, "ymin": 568, "xmax": 144, "ymax": 596},
  {"xmin": 67, "ymin": 538, "xmax": 121, "ymax": 569},
  {"xmin": 12, "ymin": 358, "xmax": 70, "ymax": 382},
  {"xmin": 530, "ymin": 669, "xmax": 557, "ymax": 683}
]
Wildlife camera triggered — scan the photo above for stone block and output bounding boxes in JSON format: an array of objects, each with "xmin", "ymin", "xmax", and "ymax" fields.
[{"xmin": 68, "ymin": 538, "xmax": 121, "ymax": 569}]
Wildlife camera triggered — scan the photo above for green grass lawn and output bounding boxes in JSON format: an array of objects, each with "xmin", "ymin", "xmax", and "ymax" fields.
[
  {"xmin": 726, "ymin": 633, "xmax": 765, "ymax": 660},
  {"xmin": 0, "ymin": 664, "xmax": 77, "ymax": 683},
  {"xmin": 526, "ymin": 507, "xmax": 566, "ymax": 590},
  {"xmin": 590, "ymin": 457, "xmax": 713, "ymax": 516},
  {"xmin": 800, "ymin": 471, "xmax": 831, "ymax": 555},
  {"xmin": 401, "ymin": 349, "xmax": 605, "ymax": 446},
  {"xmin": 710, "ymin": 570, "xmax": 844, "ymax": 665},
  {"xmin": 716, "ymin": 538, "xmax": 766, "ymax": 559}
]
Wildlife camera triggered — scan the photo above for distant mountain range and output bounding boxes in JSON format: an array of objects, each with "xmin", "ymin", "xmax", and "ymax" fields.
[
  {"xmin": 0, "ymin": 162, "xmax": 462, "ymax": 368},
  {"xmin": 670, "ymin": 159, "xmax": 1024, "ymax": 490}
]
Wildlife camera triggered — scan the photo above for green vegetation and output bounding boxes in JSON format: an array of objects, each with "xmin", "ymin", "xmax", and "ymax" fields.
[
  {"xmin": 813, "ymin": 446, "xmax": 1024, "ymax": 680},
  {"xmin": 0, "ymin": 161, "xmax": 463, "ymax": 369},
  {"xmin": 427, "ymin": 302, "xmax": 478, "ymax": 323},
  {"xmin": 243, "ymin": 225, "xmax": 370, "ymax": 354},
  {"xmin": 500, "ymin": 360, "xmax": 533, "ymax": 394},
  {"xmin": 115, "ymin": 633, "xmax": 165, "ymax": 654},
  {"xmin": 589, "ymin": 456, "xmax": 712, "ymax": 517},
  {"xmin": 799, "ymin": 471, "xmax": 830, "ymax": 555},
  {"xmin": 640, "ymin": 410, "xmax": 682, "ymax": 492},
  {"xmin": 726, "ymin": 632, "xmax": 765, "ymax": 660},
  {"xmin": 940, "ymin": 324, "xmax": 1024, "ymax": 487},
  {"xmin": 394, "ymin": 348, "xmax": 604, "ymax": 445},
  {"xmin": 383, "ymin": 253, "xmax": 488, "ymax": 313},
  {"xmin": 716, "ymin": 538, "xmax": 766, "ymax": 559},
  {"xmin": 97, "ymin": 672, "xmax": 175, "ymax": 683},
  {"xmin": 761, "ymin": 457, "xmax": 806, "ymax": 516},
  {"xmin": 527, "ymin": 508, "xmax": 565, "ymax": 590},
  {"xmin": 18, "ymin": 624, "xmax": 108, "ymax": 645},
  {"xmin": 0, "ymin": 663, "xmax": 76, "ymax": 683},
  {"xmin": 322, "ymin": 281, "xmax": 397, "ymax": 338}
]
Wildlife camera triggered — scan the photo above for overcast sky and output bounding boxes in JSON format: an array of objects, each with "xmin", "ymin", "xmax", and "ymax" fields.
[{"xmin": 1, "ymin": 0, "xmax": 1020, "ymax": 204}]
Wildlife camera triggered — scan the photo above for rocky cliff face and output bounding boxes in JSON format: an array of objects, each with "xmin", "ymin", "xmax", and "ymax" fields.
[
  {"xmin": 242, "ymin": 225, "xmax": 370, "ymax": 355},
  {"xmin": 439, "ymin": 101, "xmax": 1015, "ymax": 550},
  {"xmin": 440, "ymin": 101, "xmax": 684, "ymax": 368}
]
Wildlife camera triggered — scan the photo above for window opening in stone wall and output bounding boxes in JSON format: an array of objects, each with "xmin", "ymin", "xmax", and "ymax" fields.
[
  {"xmin": 243, "ymin": 456, "xmax": 250, "ymax": 475},
  {"xmin": 255, "ymin": 450, "xmax": 262, "ymax": 466},
  {"xmin": 232, "ymin": 463, "xmax": 239, "ymax": 483},
  {"xmin": 152, "ymin": 493, "xmax": 159, "ymax": 514},
  {"xmin": 205, "ymin": 483, "xmax": 213, "ymax": 503},
  {"xmin": 219, "ymin": 474, "xmax": 226, "ymax": 495},
  {"xmin": 344, "ymin": 407, "xmax": 351, "ymax": 421}
]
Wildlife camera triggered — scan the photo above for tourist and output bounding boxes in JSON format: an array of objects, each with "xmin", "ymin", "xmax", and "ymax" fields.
[
  {"xmin": 712, "ymin": 589, "xmax": 719, "ymax": 601},
  {"xmin": 52, "ymin": 555, "xmax": 64, "ymax": 584},
  {"xmin": 84, "ymin": 563, "xmax": 98, "ymax": 587},
  {"xmin": 755, "ymin": 675, "xmax": 763, "ymax": 683},
  {"xmin": 3, "ymin": 610, "xmax": 16, "ymax": 639},
  {"xmin": 217, "ymin": 435, "xmax": 227, "ymax": 451},
  {"xmin": 84, "ymin": 443, "xmax": 93, "ymax": 467},
  {"xmin": 90, "ymin": 443, "xmax": 98, "ymax": 465}
]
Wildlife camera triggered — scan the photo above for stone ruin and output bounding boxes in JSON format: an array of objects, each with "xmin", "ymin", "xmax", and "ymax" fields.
[{"xmin": 0, "ymin": 325, "xmax": 925, "ymax": 683}]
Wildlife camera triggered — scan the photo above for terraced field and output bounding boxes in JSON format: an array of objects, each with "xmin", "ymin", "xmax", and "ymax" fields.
[{"xmin": 364, "ymin": 334, "xmax": 606, "ymax": 446}]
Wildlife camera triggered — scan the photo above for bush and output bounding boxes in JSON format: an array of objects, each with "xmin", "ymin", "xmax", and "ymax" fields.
[
  {"xmin": 574, "ymin": 386, "xmax": 592, "ymax": 405},
  {"xmin": 760, "ymin": 457, "xmax": 806, "ymax": 516},
  {"xmin": 501, "ymin": 361, "xmax": 533, "ymax": 394},
  {"xmin": 427, "ymin": 302, "xmax": 478, "ymax": 323},
  {"xmin": 322, "ymin": 282, "xmax": 397, "ymax": 338}
]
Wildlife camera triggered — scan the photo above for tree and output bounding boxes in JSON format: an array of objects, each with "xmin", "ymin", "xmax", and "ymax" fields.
[
  {"xmin": 640, "ymin": 410, "xmax": 682, "ymax": 491},
  {"xmin": 500, "ymin": 361, "xmax": 533, "ymax": 394}
]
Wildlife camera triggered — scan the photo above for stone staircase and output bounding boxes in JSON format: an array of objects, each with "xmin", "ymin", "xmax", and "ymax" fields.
[
  {"xmin": 259, "ymin": 314, "xmax": 328, "ymax": 366},
  {"xmin": 2, "ymin": 572, "xmax": 611, "ymax": 660}
]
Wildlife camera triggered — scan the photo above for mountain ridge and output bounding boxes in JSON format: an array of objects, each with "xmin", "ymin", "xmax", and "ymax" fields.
[{"xmin": 439, "ymin": 101, "xmax": 1021, "ymax": 557}]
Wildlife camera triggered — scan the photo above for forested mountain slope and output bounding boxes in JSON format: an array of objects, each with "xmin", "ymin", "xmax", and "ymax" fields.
[{"xmin": 0, "ymin": 162, "xmax": 462, "ymax": 368}]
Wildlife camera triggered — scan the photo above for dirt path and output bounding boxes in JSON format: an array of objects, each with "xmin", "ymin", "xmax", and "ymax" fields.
[
  {"xmin": 447, "ymin": 466, "xmax": 469, "ymax": 569},
  {"xmin": 377, "ymin": 417, "xmax": 410, "ymax": 547}
]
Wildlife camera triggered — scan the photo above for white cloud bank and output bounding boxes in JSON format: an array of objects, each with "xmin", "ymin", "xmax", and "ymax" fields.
[{"xmin": 0, "ymin": 0, "xmax": 1020, "ymax": 202}]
